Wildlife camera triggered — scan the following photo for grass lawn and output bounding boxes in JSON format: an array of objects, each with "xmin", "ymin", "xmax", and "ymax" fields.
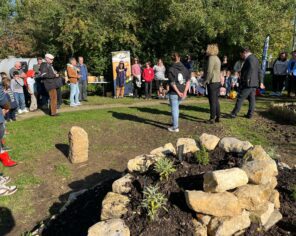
[{"xmin": 0, "ymin": 96, "xmax": 293, "ymax": 235}]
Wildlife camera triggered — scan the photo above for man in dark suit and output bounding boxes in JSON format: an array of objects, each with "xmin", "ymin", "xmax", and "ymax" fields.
[{"xmin": 230, "ymin": 47, "xmax": 265, "ymax": 119}]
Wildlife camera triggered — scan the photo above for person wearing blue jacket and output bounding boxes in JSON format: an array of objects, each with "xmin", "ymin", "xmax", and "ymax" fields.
[
  {"xmin": 77, "ymin": 57, "xmax": 88, "ymax": 102},
  {"xmin": 287, "ymin": 50, "xmax": 296, "ymax": 97}
]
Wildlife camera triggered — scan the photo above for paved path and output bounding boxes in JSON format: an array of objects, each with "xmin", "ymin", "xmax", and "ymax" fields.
[{"xmin": 17, "ymin": 98, "xmax": 211, "ymax": 121}]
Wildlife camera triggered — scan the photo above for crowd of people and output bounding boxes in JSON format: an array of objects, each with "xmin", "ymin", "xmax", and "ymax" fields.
[
  {"xmin": 0, "ymin": 46, "xmax": 295, "ymax": 195},
  {"xmin": 0, "ymin": 54, "xmax": 89, "ymax": 119},
  {"xmin": 125, "ymin": 44, "xmax": 296, "ymax": 131},
  {"xmin": 0, "ymin": 54, "xmax": 90, "ymax": 196}
]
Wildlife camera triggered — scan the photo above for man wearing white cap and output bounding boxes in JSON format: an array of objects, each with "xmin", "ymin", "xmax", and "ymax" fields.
[{"xmin": 39, "ymin": 54, "xmax": 59, "ymax": 116}]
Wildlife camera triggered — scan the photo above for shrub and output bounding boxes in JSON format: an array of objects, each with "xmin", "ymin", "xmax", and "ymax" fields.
[
  {"xmin": 291, "ymin": 185, "xmax": 296, "ymax": 201},
  {"xmin": 195, "ymin": 145, "xmax": 209, "ymax": 165},
  {"xmin": 154, "ymin": 158, "xmax": 176, "ymax": 181},
  {"xmin": 141, "ymin": 184, "xmax": 168, "ymax": 221}
]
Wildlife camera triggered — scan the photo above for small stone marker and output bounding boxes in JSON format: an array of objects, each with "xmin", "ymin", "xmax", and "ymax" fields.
[{"xmin": 68, "ymin": 126, "xmax": 89, "ymax": 164}]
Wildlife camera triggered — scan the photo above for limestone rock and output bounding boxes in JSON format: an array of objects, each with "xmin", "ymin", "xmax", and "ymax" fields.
[
  {"xmin": 278, "ymin": 161, "xmax": 291, "ymax": 170},
  {"xmin": 199, "ymin": 133, "xmax": 220, "ymax": 151},
  {"xmin": 219, "ymin": 137, "xmax": 253, "ymax": 153},
  {"xmin": 196, "ymin": 214, "xmax": 212, "ymax": 226},
  {"xmin": 208, "ymin": 210, "xmax": 251, "ymax": 236},
  {"xmin": 101, "ymin": 192, "xmax": 130, "ymax": 220},
  {"xmin": 150, "ymin": 147, "xmax": 165, "ymax": 157},
  {"xmin": 150, "ymin": 143, "xmax": 176, "ymax": 157},
  {"xmin": 269, "ymin": 190, "xmax": 280, "ymax": 209},
  {"xmin": 250, "ymin": 202, "xmax": 275, "ymax": 225},
  {"xmin": 263, "ymin": 210, "xmax": 282, "ymax": 231},
  {"xmin": 88, "ymin": 219, "xmax": 130, "ymax": 236},
  {"xmin": 176, "ymin": 138, "xmax": 199, "ymax": 154},
  {"xmin": 192, "ymin": 219, "xmax": 207, "ymax": 236},
  {"xmin": 267, "ymin": 177, "xmax": 278, "ymax": 189},
  {"xmin": 127, "ymin": 154, "xmax": 158, "ymax": 173},
  {"xmin": 68, "ymin": 126, "xmax": 89, "ymax": 163},
  {"xmin": 243, "ymin": 145, "xmax": 272, "ymax": 162},
  {"xmin": 185, "ymin": 191, "xmax": 242, "ymax": 217},
  {"xmin": 242, "ymin": 159, "xmax": 278, "ymax": 185},
  {"xmin": 203, "ymin": 168, "xmax": 248, "ymax": 193},
  {"xmin": 112, "ymin": 174, "xmax": 134, "ymax": 194},
  {"xmin": 234, "ymin": 184, "xmax": 273, "ymax": 211},
  {"xmin": 164, "ymin": 143, "xmax": 177, "ymax": 155}
]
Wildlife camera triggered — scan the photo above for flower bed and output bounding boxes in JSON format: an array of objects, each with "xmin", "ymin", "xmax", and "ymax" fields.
[{"xmin": 32, "ymin": 134, "xmax": 295, "ymax": 236}]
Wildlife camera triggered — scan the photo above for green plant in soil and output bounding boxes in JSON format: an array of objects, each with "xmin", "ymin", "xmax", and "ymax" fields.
[
  {"xmin": 291, "ymin": 185, "xmax": 296, "ymax": 201},
  {"xmin": 195, "ymin": 145, "xmax": 209, "ymax": 165},
  {"xmin": 141, "ymin": 184, "xmax": 168, "ymax": 221},
  {"xmin": 154, "ymin": 158, "xmax": 176, "ymax": 180}
]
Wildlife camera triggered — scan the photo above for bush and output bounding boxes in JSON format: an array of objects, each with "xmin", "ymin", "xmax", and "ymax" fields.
[
  {"xmin": 141, "ymin": 184, "xmax": 168, "ymax": 221},
  {"xmin": 154, "ymin": 158, "xmax": 176, "ymax": 181},
  {"xmin": 195, "ymin": 145, "xmax": 209, "ymax": 165}
]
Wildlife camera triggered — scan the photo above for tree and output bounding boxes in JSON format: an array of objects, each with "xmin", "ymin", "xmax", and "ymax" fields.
[{"xmin": 0, "ymin": 0, "xmax": 294, "ymax": 75}]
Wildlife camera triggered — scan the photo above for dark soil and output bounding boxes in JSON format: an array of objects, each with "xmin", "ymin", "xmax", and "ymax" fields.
[
  {"xmin": 123, "ymin": 148, "xmax": 230, "ymax": 236},
  {"xmin": 33, "ymin": 148, "xmax": 295, "ymax": 236},
  {"xmin": 39, "ymin": 178, "xmax": 116, "ymax": 236}
]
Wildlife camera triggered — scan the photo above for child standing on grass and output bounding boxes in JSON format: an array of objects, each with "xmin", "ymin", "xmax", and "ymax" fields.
[
  {"xmin": 142, "ymin": 61, "xmax": 154, "ymax": 99},
  {"xmin": 2, "ymin": 78, "xmax": 18, "ymax": 121},
  {"xmin": 10, "ymin": 71, "xmax": 28, "ymax": 114},
  {"xmin": 189, "ymin": 72, "xmax": 198, "ymax": 95},
  {"xmin": 26, "ymin": 70, "xmax": 38, "ymax": 111}
]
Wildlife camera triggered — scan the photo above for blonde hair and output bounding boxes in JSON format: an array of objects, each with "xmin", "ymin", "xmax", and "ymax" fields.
[{"xmin": 206, "ymin": 44, "xmax": 219, "ymax": 56}]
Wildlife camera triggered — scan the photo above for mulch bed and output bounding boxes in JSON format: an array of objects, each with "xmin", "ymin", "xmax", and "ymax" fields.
[{"xmin": 36, "ymin": 149, "xmax": 295, "ymax": 236}]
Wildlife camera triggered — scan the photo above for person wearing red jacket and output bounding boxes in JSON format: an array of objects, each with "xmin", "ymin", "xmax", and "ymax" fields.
[{"xmin": 142, "ymin": 61, "xmax": 154, "ymax": 99}]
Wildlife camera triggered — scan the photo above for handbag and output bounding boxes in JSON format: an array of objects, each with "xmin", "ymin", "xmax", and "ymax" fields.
[{"xmin": 55, "ymin": 77, "xmax": 66, "ymax": 88}]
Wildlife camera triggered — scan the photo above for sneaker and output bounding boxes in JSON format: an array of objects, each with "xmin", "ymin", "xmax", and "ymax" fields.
[
  {"xmin": 230, "ymin": 113, "xmax": 237, "ymax": 119},
  {"xmin": 0, "ymin": 175, "xmax": 11, "ymax": 185},
  {"xmin": 168, "ymin": 127, "xmax": 179, "ymax": 133},
  {"xmin": 22, "ymin": 108, "xmax": 29, "ymax": 113},
  {"xmin": 17, "ymin": 109, "xmax": 23, "ymax": 114},
  {"xmin": 75, "ymin": 102, "xmax": 81, "ymax": 106},
  {"xmin": 244, "ymin": 114, "xmax": 252, "ymax": 119},
  {"xmin": 70, "ymin": 104, "xmax": 77, "ymax": 107},
  {"xmin": 2, "ymin": 146, "xmax": 12, "ymax": 152},
  {"xmin": 0, "ymin": 185, "xmax": 17, "ymax": 197},
  {"xmin": 205, "ymin": 119, "xmax": 215, "ymax": 124}
]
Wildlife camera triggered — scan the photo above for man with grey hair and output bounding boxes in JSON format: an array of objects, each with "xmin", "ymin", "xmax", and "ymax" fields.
[
  {"xmin": 9, "ymin": 61, "xmax": 26, "ymax": 79},
  {"xmin": 40, "ymin": 54, "xmax": 59, "ymax": 116},
  {"xmin": 77, "ymin": 56, "xmax": 88, "ymax": 101}
]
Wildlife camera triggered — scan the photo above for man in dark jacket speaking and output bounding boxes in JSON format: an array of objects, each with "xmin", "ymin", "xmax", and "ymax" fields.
[{"xmin": 231, "ymin": 47, "xmax": 265, "ymax": 119}]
